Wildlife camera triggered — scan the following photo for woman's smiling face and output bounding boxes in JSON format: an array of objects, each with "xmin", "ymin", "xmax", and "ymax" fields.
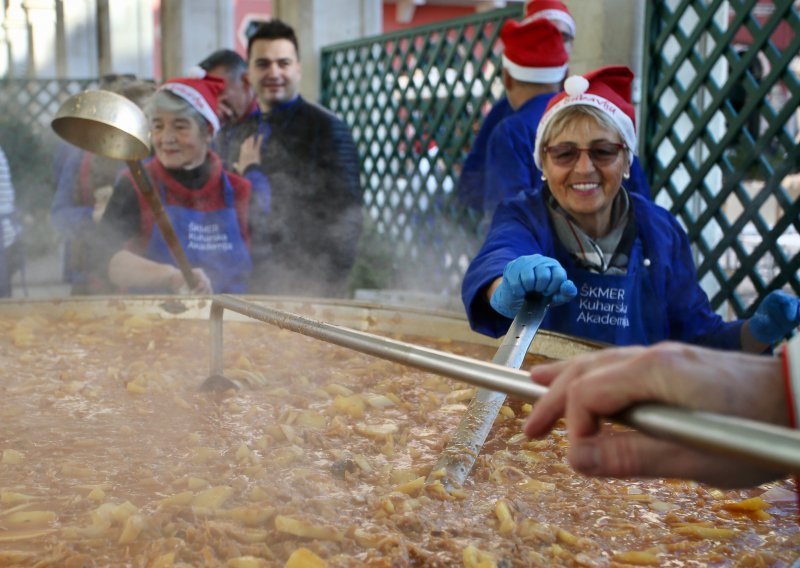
[
  {"xmin": 150, "ymin": 111, "xmax": 211, "ymax": 170},
  {"xmin": 542, "ymin": 113, "xmax": 630, "ymax": 238}
]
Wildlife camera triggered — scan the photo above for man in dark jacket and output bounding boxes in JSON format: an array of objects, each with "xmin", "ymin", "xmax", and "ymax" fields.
[{"xmin": 218, "ymin": 19, "xmax": 363, "ymax": 297}]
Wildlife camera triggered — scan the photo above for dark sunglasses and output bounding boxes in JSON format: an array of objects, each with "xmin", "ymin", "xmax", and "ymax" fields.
[{"xmin": 543, "ymin": 142, "xmax": 627, "ymax": 167}]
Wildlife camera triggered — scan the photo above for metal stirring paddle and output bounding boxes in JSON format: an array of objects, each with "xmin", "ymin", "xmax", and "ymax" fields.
[
  {"xmin": 205, "ymin": 294, "xmax": 800, "ymax": 475},
  {"xmin": 427, "ymin": 296, "xmax": 548, "ymax": 489}
]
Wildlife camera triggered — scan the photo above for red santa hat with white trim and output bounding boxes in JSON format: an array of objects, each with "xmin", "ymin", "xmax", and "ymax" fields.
[
  {"xmin": 501, "ymin": 17, "xmax": 569, "ymax": 84},
  {"xmin": 533, "ymin": 65, "xmax": 637, "ymax": 169},
  {"xmin": 522, "ymin": 0, "xmax": 576, "ymax": 38},
  {"xmin": 158, "ymin": 67, "xmax": 224, "ymax": 135}
]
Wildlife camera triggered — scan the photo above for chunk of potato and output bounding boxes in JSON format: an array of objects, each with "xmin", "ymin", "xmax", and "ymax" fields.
[
  {"xmin": 118, "ymin": 514, "xmax": 145, "ymax": 545},
  {"xmin": 612, "ymin": 550, "xmax": 660, "ymax": 565},
  {"xmin": 192, "ymin": 486, "xmax": 234, "ymax": 509},
  {"xmin": 2, "ymin": 449, "xmax": 25, "ymax": 464},
  {"xmin": 226, "ymin": 556, "xmax": 269, "ymax": 568},
  {"xmin": 354, "ymin": 422, "xmax": 398, "ymax": 439},
  {"xmin": 331, "ymin": 395, "xmax": 365, "ymax": 418},
  {"xmin": 274, "ymin": 515, "xmax": 342, "ymax": 542},
  {"xmin": 463, "ymin": 544, "xmax": 496, "ymax": 568},
  {"xmin": 284, "ymin": 548, "xmax": 326, "ymax": 568},
  {"xmin": 4, "ymin": 511, "xmax": 57, "ymax": 528}
]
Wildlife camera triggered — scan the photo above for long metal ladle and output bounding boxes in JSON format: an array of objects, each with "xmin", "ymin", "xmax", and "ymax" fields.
[
  {"xmin": 207, "ymin": 295, "xmax": 800, "ymax": 476},
  {"xmin": 51, "ymin": 89, "xmax": 199, "ymax": 289}
]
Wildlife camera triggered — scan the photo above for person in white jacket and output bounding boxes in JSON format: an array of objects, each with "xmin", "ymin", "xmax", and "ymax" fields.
[{"xmin": 0, "ymin": 145, "xmax": 22, "ymax": 297}]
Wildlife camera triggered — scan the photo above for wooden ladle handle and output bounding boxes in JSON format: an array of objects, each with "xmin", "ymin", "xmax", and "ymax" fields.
[{"xmin": 126, "ymin": 160, "xmax": 200, "ymax": 290}]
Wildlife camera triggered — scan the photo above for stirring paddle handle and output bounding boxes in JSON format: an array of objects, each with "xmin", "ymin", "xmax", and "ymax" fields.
[{"xmin": 126, "ymin": 160, "xmax": 200, "ymax": 290}]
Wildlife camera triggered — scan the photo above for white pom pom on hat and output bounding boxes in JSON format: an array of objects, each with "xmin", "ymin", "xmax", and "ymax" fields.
[
  {"xmin": 564, "ymin": 75, "xmax": 589, "ymax": 96},
  {"xmin": 185, "ymin": 65, "xmax": 207, "ymax": 79}
]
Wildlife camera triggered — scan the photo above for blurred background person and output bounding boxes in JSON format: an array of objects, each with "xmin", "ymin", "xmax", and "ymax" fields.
[
  {"xmin": 95, "ymin": 72, "xmax": 255, "ymax": 294},
  {"xmin": 199, "ymin": 49, "xmax": 271, "ymax": 218},
  {"xmin": 480, "ymin": 17, "xmax": 567, "ymax": 220},
  {"xmin": 462, "ymin": 66, "xmax": 800, "ymax": 352},
  {"xmin": 0, "ymin": 144, "xmax": 22, "ymax": 297},
  {"xmin": 218, "ymin": 19, "xmax": 363, "ymax": 297},
  {"xmin": 457, "ymin": 0, "xmax": 576, "ymax": 213},
  {"xmin": 50, "ymin": 75, "xmax": 156, "ymax": 295},
  {"xmin": 198, "ymin": 49, "xmax": 258, "ymax": 127}
]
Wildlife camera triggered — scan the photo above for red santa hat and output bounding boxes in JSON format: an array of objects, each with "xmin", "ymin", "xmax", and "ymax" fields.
[
  {"xmin": 158, "ymin": 67, "xmax": 224, "ymax": 135},
  {"xmin": 522, "ymin": 0, "xmax": 576, "ymax": 38},
  {"xmin": 501, "ymin": 18, "xmax": 569, "ymax": 84},
  {"xmin": 533, "ymin": 65, "xmax": 637, "ymax": 169}
]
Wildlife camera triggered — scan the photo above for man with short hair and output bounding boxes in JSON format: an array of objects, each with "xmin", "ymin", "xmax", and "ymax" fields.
[
  {"xmin": 217, "ymin": 20, "xmax": 363, "ymax": 297},
  {"xmin": 198, "ymin": 49, "xmax": 257, "ymax": 126},
  {"xmin": 199, "ymin": 49, "xmax": 270, "ymax": 217}
]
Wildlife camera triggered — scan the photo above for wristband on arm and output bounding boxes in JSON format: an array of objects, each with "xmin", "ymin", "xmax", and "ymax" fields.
[
  {"xmin": 782, "ymin": 333, "xmax": 800, "ymax": 429},
  {"xmin": 780, "ymin": 333, "xmax": 800, "ymax": 517}
]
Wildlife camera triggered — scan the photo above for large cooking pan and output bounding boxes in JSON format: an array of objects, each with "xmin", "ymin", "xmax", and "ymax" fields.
[{"xmin": 0, "ymin": 296, "xmax": 795, "ymax": 566}]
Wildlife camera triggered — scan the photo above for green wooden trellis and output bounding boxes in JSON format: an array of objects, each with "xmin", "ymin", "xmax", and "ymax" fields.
[
  {"xmin": 641, "ymin": 0, "xmax": 799, "ymax": 318},
  {"xmin": 321, "ymin": 6, "xmax": 523, "ymax": 296},
  {"xmin": 323, "ymin": 2, "xmax": 799, "ymax": 317}
]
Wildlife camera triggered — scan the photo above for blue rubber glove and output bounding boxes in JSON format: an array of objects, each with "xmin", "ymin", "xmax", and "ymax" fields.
[
  {"xmin": 749, "ymin": 290, "xmax": 800, "ymax": 345},
  {"xmin": 489, "ymin": 254, "xmax": 577, "ymax": 319}
]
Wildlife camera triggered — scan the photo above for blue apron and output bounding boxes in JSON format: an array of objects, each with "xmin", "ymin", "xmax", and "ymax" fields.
[
  {"xmin": 544, "ymin": 239, "xmax": 668, "ymax": 346},
  {"xmin": 145, "ymin": 172, "xmax": 251, "ymax": 293}
]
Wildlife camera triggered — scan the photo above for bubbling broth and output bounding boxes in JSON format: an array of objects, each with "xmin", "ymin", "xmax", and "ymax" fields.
[{"xmin": 0, "ymin": 310, "xmax": 797, "ymax": 566}]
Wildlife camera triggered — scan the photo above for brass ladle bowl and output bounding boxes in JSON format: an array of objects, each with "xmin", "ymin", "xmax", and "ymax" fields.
[{"xmin": 52, "ymin": 90, "xmax": 151, "ymax": 161}]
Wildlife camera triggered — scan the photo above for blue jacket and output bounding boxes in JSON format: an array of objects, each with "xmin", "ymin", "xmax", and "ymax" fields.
[
  {"xmin": 462, "ymin": 190, "xmax": 742, "ymax": 349},
  {"xmin": 482, "ymin": 93, "xmax": 555, "ymax": 216},
  {"xmin": 456, "ymin": 97, "xmax": 513, "ymax": 212}
]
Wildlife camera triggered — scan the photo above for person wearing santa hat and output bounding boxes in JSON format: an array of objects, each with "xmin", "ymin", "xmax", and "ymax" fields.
[
  {"xmin": 457, "ymin": 0, "xmax": 575, "ymax": 213},
  {"xmin": 462, "ymin": 65, "xmax": 800, "ymax": 351},
  {"xmin": 95, "ymin": 71, "xmax": 256, "ymax": 295},
  {"xmin": 457, "ymin": 0, "xmax": 651, "ymax": 216},
  {"xmin": 480, "ymin": 17, "xmax": 567, "ymax": 219}
]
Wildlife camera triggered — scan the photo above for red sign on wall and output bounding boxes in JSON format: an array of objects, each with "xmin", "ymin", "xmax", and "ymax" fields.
[{"xmin": 235, "ymin": 0, "xmax": 271, "ymax": 56}]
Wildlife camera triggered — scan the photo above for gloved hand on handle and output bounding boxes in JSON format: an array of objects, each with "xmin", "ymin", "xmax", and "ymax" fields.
[
  {"xmin": 490, "ymin": 254, "xmax": 577, "ymax": 319},
  {"xmin": 749, "ymin": 290, "xmax": 800, "ymax": 345}
]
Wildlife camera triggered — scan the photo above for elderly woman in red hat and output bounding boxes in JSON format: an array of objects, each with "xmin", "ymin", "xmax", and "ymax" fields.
[
  {"xmin": 462, "ymin": 65, "xmax": 800, "ymax": 352},
  {"xmin": 96, "ymin": 71, "xmax": 255, "ymax": 294}
]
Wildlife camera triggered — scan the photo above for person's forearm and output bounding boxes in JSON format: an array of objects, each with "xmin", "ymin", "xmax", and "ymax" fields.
[{"xmin": 108, "ymin": 250, "xmax": 178, "ymax": 290}]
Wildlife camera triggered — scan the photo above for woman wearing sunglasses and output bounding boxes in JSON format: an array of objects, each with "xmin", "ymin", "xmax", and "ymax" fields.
[{"xmin": 462, "ymin": 65, "xmax": 799, "ymax": 352}]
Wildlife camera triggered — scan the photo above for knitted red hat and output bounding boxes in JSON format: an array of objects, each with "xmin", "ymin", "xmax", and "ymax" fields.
[
  {"xmin": 533, "ymin": 65, "xmax": 637, "ymax": 169},
  {"xmin": 159, "ymin": 69, "xmax": 224, "ymax": 135},
  {"xmin": 522, "ymin": 0, "xmax": 576, "ymax": 38},
  {"xmin": 501, "ymin": 18, "xmax": 568, "ymax": 84}
]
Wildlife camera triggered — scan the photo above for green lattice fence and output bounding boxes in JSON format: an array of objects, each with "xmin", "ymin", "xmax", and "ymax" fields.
[
  {"xmin": 323, "ymin": 2, "xmax": 799, "ymax": 316},
  {"xmin": 0, "ymin": 78, "xmax": 97, "ymax": 211},
  {"xmin": 321, "ymin": 6, "xmax": 522, "ymax": 296},
  {"xmin": 641, "ymin": 0, "xmax": 800, "ymax": 318}
]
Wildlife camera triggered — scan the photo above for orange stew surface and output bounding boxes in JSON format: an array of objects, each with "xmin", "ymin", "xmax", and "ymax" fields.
[{"xmin": 0, "ymin": 311, "xmax": 798, "ymax": 567}]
